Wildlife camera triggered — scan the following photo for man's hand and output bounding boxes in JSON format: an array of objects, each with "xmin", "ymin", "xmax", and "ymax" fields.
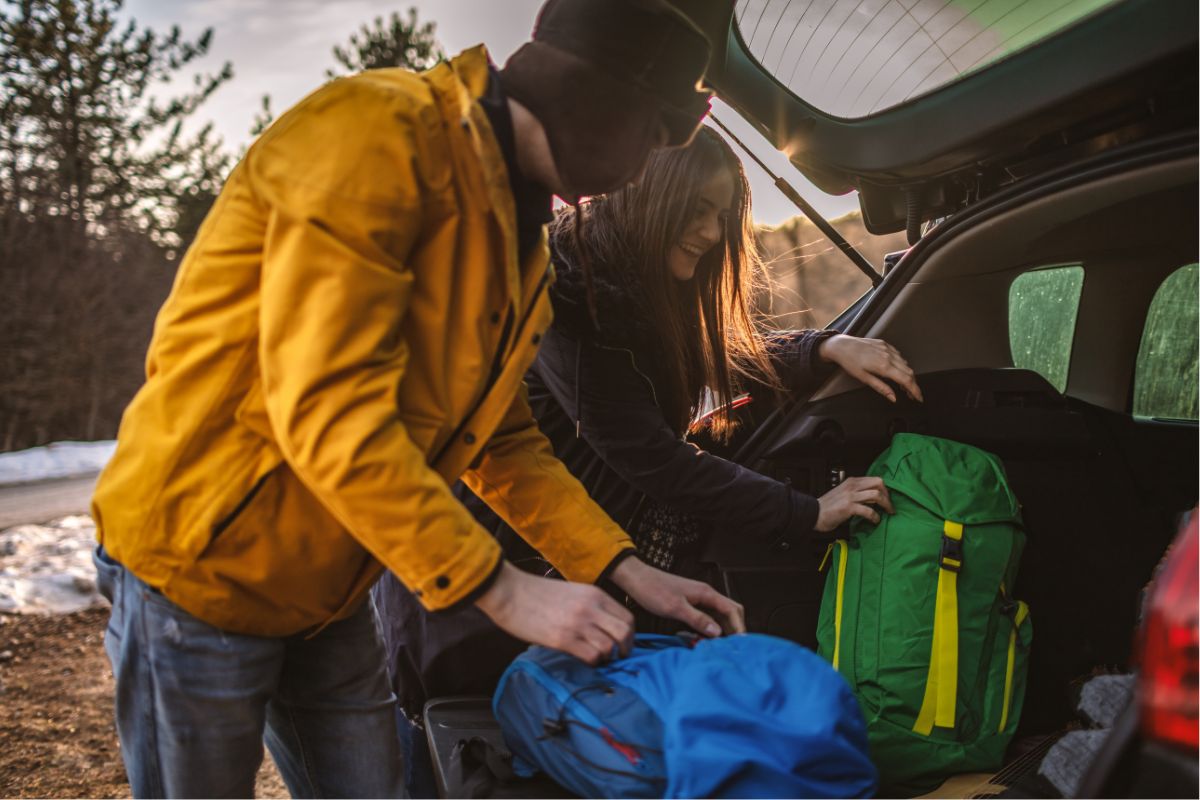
[
  {"xmin": 816, "ymin": 476, "xmax": 895, "ymax": 531},
  {"xmin": 818, "ymin": 335, "xmax": 923, "ymax": 403},
  {"xmin": 610, "ymin": 557, "xmax": 745, "ymax": 637},
  {"xmin": 475, "ymin": 561, "xmax": 635, "ymax": 665}
]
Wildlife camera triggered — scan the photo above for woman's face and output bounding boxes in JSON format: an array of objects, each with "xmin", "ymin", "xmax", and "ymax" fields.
[{"xmin": 667, "ymin": 165, "xmax": 735, "ymax": 282}]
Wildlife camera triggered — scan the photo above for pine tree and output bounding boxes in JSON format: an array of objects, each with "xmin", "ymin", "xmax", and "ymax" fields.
[
  {"xmin": 0, "ymin": 0, "xmax": 233, "ymax": 256},
  {"xmin": 327, "ymin": 8, "xmax": 445, "ymax": 78},
  {"xmin": 252, "ymin": 8, "xmax": 444, "ymax": 141},
  {"xmin": 0, "ymin": 0, "xmax": 233, "ymax": 449}
]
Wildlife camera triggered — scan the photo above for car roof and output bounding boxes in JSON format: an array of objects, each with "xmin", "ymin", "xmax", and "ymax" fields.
[{"xmin": 677, "ymin": 0, "xmax": 1198, "ymax": 234}]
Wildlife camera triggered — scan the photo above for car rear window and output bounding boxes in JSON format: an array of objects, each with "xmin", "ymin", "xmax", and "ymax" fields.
[
  {"xmin": 1133, "ymin": 263, "xmax": 1199, "ymax": 420},
  {"xmin": 734, "ymin": 0, "xmax": 1121, "ymax": 119},
  {"xmin": 1007, "ymin": 264, "xmax": 1084, "ymax": 393}
]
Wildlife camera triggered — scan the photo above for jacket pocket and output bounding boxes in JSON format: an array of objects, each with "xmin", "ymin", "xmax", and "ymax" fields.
[
  {"xmin": 210, "ymin": 468, "xmax": 275, "ymax": 540},
  {"xmin": 208, "ymin": 376, "xmax": 283, "ymax": 543}
]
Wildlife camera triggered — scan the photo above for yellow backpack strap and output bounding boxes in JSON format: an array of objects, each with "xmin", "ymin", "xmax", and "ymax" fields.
[
  {"xmin": 914, "ymin": 520, "xmax": 964, "ymax": 735},
  {"xmin": 832, "ymin": 540, "xmax": 849, "ymax": 672},
  {"xmin": 999, "ymin": 601, "xmax": 1030, "ymax": 731}
]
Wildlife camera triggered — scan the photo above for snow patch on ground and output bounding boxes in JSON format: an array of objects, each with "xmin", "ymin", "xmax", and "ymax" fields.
[
  {"xmin": 0, "ymin": 441, "xmax": 116, "ymax": 486},
  {"xmin": 0, "ymin": 515, "xmax": 105, "ymax": 615}
]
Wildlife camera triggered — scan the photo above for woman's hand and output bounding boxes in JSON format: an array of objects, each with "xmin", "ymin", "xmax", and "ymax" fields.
[
  {"xmin": 818, "ymin": 334, "xmax": 923, "ymax": 403},
  {"xmin": 816, "ymin": 476, "xmax": 895, "ymax": 532},
  {"xmin": 611, "ymin": 557, "xmax": 746, "ymax": 637}
]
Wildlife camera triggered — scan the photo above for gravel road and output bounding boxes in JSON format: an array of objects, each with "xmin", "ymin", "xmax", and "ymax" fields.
[{"xmin": 0, "ymin": 475, "xmax": 98, "ymax": 529}]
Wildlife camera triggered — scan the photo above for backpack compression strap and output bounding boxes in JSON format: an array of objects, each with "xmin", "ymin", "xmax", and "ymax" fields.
[
  {"xmin": 999, "ymin": 600, "xmax": 1030, "ymax": 732},
  {"xmin": 913, "ymin": 520, "xmax": 963, "ymax": 735},
  {"xmin": 829, "ymin": 540, "xmax": 849, "ymax": 671}
]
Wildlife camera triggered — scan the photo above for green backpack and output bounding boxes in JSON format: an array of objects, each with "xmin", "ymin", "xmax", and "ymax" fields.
[{"xmin": 816, "ymin": 433, "xmax": 1032, "ymax": 794}]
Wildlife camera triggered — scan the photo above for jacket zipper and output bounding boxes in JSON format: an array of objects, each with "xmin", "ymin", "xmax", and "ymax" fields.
[
  {"xmin": 595, "ymin": 344, "xmax": 662, "ymax": 409},
  {"xmin": 576, "ymin": 343, "xmax": 670, "ymax": 435},
  {"xmin": 431, "ymin": 267, "xmax": 552, "ymax": 467},
  {"xmin": 211, "ymin": 469, "xmax": 273, "ymax": 538},
  {"xmin": 487, "ymin": 305, "xmax": 517, "ymax": 388}
]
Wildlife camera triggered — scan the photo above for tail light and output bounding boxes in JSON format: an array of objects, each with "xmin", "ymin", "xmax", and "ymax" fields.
[{"xmin": 1138, "ymin": 509, "xmax": 1199, "ymax": 751}]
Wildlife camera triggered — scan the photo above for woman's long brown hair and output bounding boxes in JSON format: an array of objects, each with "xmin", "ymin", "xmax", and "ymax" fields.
[{"xmin": 553, "ymin": 126, "xmax": 782, "ymax": 440}]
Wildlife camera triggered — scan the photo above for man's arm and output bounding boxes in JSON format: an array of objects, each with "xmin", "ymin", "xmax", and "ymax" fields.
[
  {"xmin": 464, "ymin": 386, "xmax": 745, "ymax": 637},
  {"xmin": 461, "ymin": 384, "xmax": 635, "ymax": 583},
  {"xmin": 249, "ymin": 76, "xmax": 646, "ymax": 662}
]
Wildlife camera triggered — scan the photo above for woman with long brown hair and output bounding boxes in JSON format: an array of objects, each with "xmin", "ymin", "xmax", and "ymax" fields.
[
  {"xmin": 526, "ymin": 124, "xmax": 922, "ymax": 574},
  {"xmin": 374, "ymin": 126, "xmax": 921, "ymax": 792}
]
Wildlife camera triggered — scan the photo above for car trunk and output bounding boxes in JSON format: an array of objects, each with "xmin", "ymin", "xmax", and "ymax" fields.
[
  {"xmin": 713, "ymin": 135, "xmax": 1198, "ymax": 743},
  {"xmin": 422, "ymin": 140, "xmax": 1196, "ymax": 797}
]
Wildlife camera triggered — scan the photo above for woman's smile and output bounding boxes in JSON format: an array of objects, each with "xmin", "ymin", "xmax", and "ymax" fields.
[{"xmin": 668, "ymin": 166, "xmax": 734, "ymax": 281}]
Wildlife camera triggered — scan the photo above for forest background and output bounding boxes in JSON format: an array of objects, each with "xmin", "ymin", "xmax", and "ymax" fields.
[{"xmin": 0, "ymin": 0, "xmax": 904, "ymax": 453}]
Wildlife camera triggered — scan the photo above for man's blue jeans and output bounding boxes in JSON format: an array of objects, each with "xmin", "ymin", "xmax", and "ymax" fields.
[{"xmin": 93, "ymin": 546, "xmax": 405, "ymax": 798}]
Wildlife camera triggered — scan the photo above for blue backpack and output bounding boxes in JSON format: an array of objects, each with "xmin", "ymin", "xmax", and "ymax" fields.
[{"xmin": 493, "ymin": 633, "xmax": 877, "ymax": 798}]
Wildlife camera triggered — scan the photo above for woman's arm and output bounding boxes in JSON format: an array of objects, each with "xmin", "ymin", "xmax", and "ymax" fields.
[
  {"xmin": 532, "ymin": 329, "xmax": 818, "ymax": 546},
  {"xmin": 762, "ymin": 329, "xmax": 839, "ymax": 394},
  {"xmin": 762, "ymin": 330, "xmax": 923, "ymax": 402}
]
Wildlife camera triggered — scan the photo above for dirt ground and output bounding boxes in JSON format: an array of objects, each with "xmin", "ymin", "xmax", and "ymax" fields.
[{"xmin": 0, "ymin": 608, "xmax": 287, "ymax": 798}]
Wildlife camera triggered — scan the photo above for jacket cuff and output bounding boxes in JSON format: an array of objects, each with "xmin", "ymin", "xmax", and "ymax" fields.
[
  {"xmin": 431, "ymin": 554, "xmax": 505, "ymax": 614},
  {"xmin": 596, "ymin": 547, "xmax": 638, "ymax": 585},
  {"xmin": 766, "ymin": 329, "xmax": 840, "ymax": 389},
  {"xmin": 775, "ymin": 487, "xmax": 820, "ymax": 548},
  {"xmin": 806, "ymin": 329, "xmax": 842, "ymax": 378},
  {"xmin": 403, "ymin": 528, "xmax": 505, "ymax": 612}
]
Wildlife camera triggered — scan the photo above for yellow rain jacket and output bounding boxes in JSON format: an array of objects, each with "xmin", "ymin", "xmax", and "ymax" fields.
[{"xmin": 91, "ymin": 46, "xmax": 635, "ymax": 637}]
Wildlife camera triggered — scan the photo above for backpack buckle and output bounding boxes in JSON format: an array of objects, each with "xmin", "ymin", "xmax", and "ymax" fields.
[
  {"xmin": 541, "ymin": 718, "xmax": 567, "ymax": 738},
  {"xmin": 939, "ymin": 534, "xmax": 963, "ymax": 572}
]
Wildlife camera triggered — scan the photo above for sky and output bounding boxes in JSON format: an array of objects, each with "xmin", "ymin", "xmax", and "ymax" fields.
[{"xmin": 119, "ymin": 0, "xmax": 861, "ymax": 226}]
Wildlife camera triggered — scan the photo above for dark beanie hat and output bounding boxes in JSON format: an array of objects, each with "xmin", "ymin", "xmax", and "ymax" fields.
[{"xmin": 501, "ymin": 0, "xmax": 713, "ymax": 198}]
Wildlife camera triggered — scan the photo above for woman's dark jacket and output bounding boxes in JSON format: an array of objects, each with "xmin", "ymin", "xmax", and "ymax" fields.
[
  {"xmin": 374, "ymin": 241, "xmax": 836, "ymax": 720},
  {"xmin": 523, "ymin": 246, "xmax": 834, "ymax": 551}
]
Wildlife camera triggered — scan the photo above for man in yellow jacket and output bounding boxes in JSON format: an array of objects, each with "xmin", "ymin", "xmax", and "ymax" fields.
[{"xmin": 90, "ymin": 0, "xmax": 743, "ymax": 796}]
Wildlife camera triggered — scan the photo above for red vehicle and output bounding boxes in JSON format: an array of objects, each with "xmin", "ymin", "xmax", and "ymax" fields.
[{"xmin": 1078, "ymin": 510, "xmax": 1198, "ymax": 797}]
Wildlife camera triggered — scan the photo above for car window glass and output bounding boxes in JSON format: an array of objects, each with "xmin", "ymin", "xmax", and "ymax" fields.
[
  {"xmin": 734, "ymin": 0, "xmax": 1120, "ymax": 119},
  {"xmin": 1133, "ymin": 263, "xmax": 1199, "ymax": 420},
  {"xmin": 1008, "ymin": 264, "xmax": 1084, "ymax": 393}
]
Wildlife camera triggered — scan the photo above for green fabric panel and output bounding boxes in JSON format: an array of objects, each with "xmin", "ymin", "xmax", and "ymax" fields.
[
  {"xmin": 816, "ymin": 433, "xmax": 1033, "ymax": 793},
  {"xmin": 855, "ymin": 495, "xmax": 937, "ymax": 724},
  {"xmin": 870, "ymin": 433, "xmax": 1022, "ymax": 525}
]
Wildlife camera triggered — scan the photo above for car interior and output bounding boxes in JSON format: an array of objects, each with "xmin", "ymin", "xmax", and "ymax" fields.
[{"xmin": 705, "ymin": 141, "xmax": 1199, "ymax": 747}]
